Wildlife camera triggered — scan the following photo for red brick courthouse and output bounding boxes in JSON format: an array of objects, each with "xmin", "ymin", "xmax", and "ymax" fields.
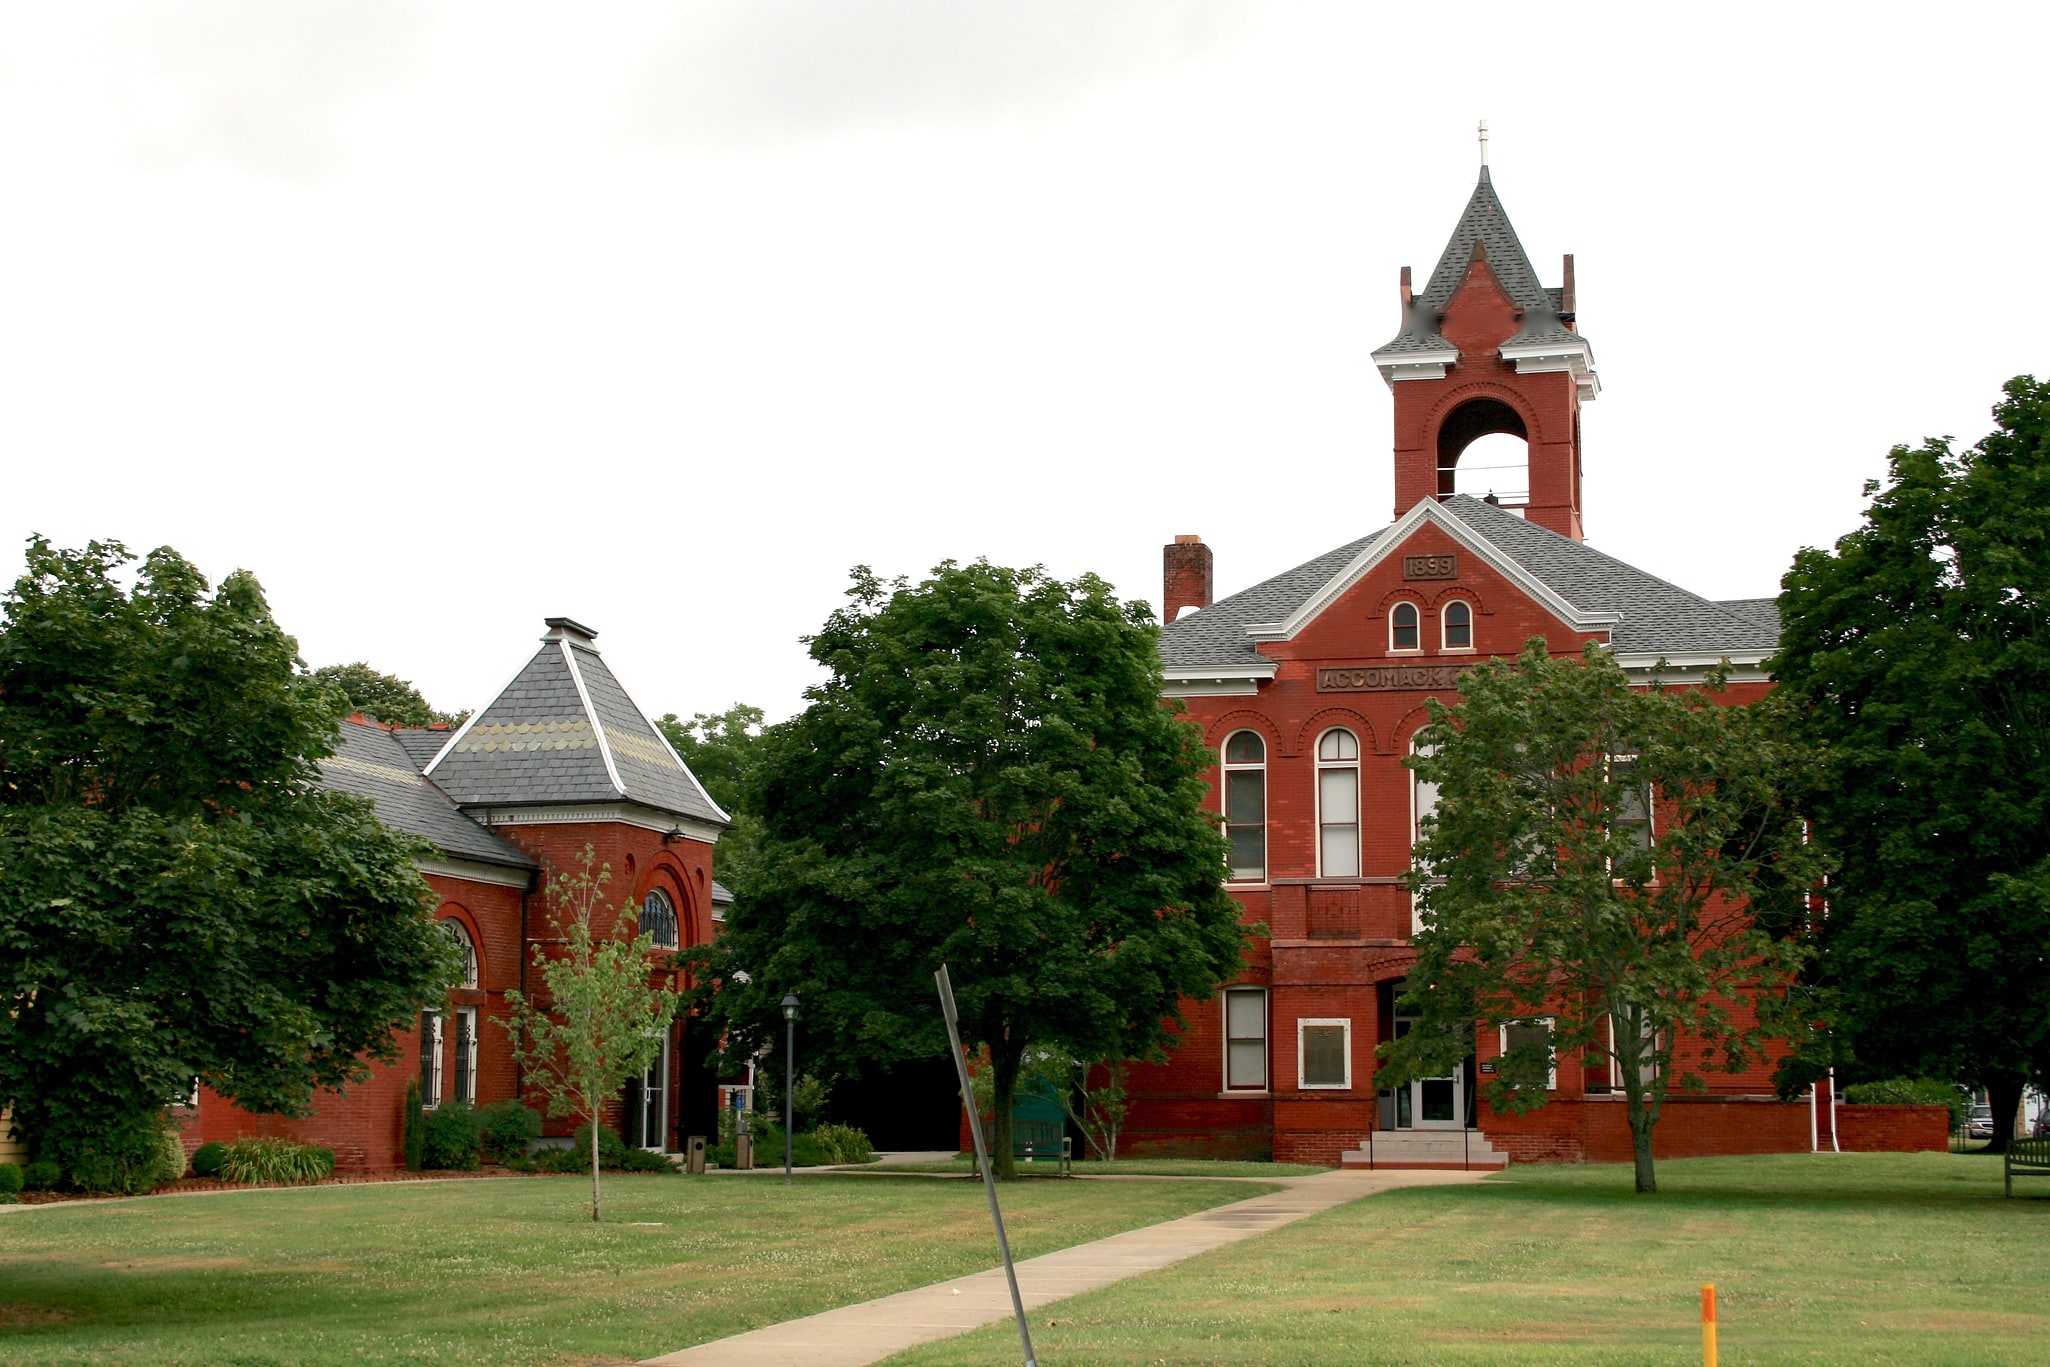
[
  {"xmin": 1124, "ymin": 164, "xmax": 1945, "ymax": 1167},
  {"xmin": 190, "ymin": 618, "xmax": 733, "ymax": 1171}
]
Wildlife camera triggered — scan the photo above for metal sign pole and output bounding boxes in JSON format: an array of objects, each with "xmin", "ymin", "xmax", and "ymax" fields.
[{"xmin": 935, "ymin": 964, "xmax": 1038, "ymax": 1367}]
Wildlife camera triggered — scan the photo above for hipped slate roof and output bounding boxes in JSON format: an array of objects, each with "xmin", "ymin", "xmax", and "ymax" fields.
[
  {"xmin": 425, "ymin": 626, "xmax": 728, "ymax": 825},
  {"xmin": 320, "ymin": 720, "xmax": 534, "ymax": 870},
  {"xmin": 1162, "ymin": 495, "xmax": 1780, "ymax": 671}
]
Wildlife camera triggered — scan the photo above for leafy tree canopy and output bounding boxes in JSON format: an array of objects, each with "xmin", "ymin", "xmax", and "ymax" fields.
[
  {"xmin": 312, "ymin": 661, "xmax": 465, "ymax": 729},
  {"xmin": 0, "ymin": 538, "xmax": 458, "ymax": 1172},
  {"xmin": 1379, "ymin": 641, "xmax": 1826, "ymax": 1193},
  {"xmin": 1773, "ymin": 375, "xmax": 2050, "ymax": 1149},
  {"xmin": 694, "ymin": 562, "xmax": 1246, "ymax": 1177},
  {"xmin": 656, "ymin": 703, "xmax": 764, "ymax": 895}
]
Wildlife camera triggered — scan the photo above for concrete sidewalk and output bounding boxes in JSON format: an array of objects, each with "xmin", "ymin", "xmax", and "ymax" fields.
[{"xmin": 640, "ymin": 1167, "xmax": 1485, "ymax": 1367}]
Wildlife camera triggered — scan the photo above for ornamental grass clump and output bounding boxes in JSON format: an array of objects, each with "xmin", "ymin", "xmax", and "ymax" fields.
[{"xmin": 217, "ymin": 1136, "xmax": 335, "ymax": 1186}]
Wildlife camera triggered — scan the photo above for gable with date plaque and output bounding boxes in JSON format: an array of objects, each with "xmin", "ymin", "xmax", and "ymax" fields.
[{"xmin": 1403, "ymin": 553, "xmax": 1457, "ymax": 580}]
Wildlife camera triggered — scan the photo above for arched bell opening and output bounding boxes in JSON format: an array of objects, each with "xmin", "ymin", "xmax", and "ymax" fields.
[{"xmin": 1436, "ymin": 398, "xmax": 1530, "ymax": 507}]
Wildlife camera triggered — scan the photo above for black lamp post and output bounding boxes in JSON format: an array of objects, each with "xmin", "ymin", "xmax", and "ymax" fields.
[{"xmin": 780, "ymin": 993, "xmax": 800, "ymax": 1185}]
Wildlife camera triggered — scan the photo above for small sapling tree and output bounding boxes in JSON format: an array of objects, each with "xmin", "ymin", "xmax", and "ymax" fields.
[
  {"xmin": 505, "ymin": 849, "xmax": 679, "ymax": 1221},
  {"xmin": 1378, "ymin": 641, "xmax": 1827, "ymax": 1194}
]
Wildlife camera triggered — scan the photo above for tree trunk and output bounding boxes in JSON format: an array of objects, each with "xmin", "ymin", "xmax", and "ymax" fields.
[
  {"xmin": 1628, "ymin": 1091, "xmax": 1657, "ymax": 1194},
  {"xmin": 590, "ymin": 1112, "xmax": 603, "ymax": 1222},
  {"xmin": 990, "ymin": 1040, "xmax": 1021, "ymax": 1181},
  {"xmin": 1985, "ymin": 1072, "xmax": 2027, "ymax": 1155}
]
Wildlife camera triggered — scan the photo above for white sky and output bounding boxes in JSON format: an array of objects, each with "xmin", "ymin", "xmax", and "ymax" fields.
[{"xmin": 5, "ymin": 2, "xmax": 2045, "ymax": 725}]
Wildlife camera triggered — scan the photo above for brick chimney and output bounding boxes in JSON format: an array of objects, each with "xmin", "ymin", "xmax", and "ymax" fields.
[{"xmin": 1162, "ymin": 535, "xmax": 1212, "ymax": 624}]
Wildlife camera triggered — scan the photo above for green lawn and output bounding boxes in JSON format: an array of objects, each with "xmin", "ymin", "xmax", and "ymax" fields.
[
  {"xmin": 886, "ymin": 1153, "xmax": 2050, "ymax": 1367},
  {"xmin": 864, "ymin": 1157, "xmax": 1330, "ymax": 1179},
  {"xmin": 0, "ymin": 1171, "xmax": 1267, "ymax": 1366}
]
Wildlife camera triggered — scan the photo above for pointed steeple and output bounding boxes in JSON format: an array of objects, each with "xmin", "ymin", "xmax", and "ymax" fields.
[{"xmin": 1416, "ymin": 167, "xmax": 1553, "ymax": 313}]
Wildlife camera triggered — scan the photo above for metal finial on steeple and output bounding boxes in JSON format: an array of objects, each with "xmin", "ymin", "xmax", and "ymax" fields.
[{"xmin": 1478, "ymin": 119, "xmax": 1489, "ymax": 168}]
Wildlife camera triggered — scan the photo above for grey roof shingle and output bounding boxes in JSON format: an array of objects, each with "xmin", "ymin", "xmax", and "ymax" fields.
[
  {"xmin": 319, "ymin": 721, "xmax": 534, "ymax": 870},
  {"xmin": 392, "ymin": 727, "xmax": 454, "ymax": 771},
  {"xmin": 1161, "ymin": 496, "xmax": 1779, "ymax": 671},
  {"xmin": 711, "ymin": 880, "xmax": 734, "ymax": 906},
  {"xmin": 425, "ymin": 633, "xmax": 728, "ymax": 824}
]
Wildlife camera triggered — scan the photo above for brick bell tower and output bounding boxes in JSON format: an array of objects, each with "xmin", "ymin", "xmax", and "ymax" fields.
[{"xmin": 1371, "ymin": 125, "xmax": 1598, "ymax": 540}]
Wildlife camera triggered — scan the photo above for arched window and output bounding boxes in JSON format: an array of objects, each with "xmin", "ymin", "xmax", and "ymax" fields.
[
  {"xmin": 443, "ymin": 920, "xmax": 478, "ymax": 990},
  {"xmin": 1316, "ymin": 729, "xmax": 1360, "ymax": 878},
  {"xmin": 640, "ymin": 889, "xmax": 680, "ymax": 950},
  {"xmin": 1442, "ymin": 600, "xmax": 1473, "ymax": 650},
  {"xmin": 1391, "ymin": 602, "xmax": 1420, "ymax": 652},
  {"xmin": 1222, "ymin": 730, "xmax": 1266, "ymax": 882}
]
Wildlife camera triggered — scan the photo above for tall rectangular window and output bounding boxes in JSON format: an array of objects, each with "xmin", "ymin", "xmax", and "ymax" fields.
[
  {"xmin": 1298, "ymin": 1019, "xmax": 1351, "ymax": 1089},
  {"xmin": 1223, "ymin": 731, "xmax": 1266, "ymax": 882},
  {"xmin": 453, "ymin": 1007, "xmax": 478, "ymax": 1105},
  {"xmin": 1612, "ymin": 756, "xmax": 1652, "ymax": 853},
  {"xmin": 419, "ymin": 1010, "xmax": 444, "ymax": 1108},
  {"xmin": 1224, "ymin": 989, "xmax": 1268, "ymax": 1090},
  {"xmin": 1317, "ymin": 730, "xmax": 1360, "ymax": 878}
]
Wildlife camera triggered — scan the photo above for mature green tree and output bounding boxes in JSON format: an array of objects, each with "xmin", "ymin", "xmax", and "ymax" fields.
[
  {"xmin": 504, "ymin": 850, "xmax": 678, "ymax": 1221},
  {"xmin": 656, "ymin": 702, "xmax": 763, "ymax": 895},
  {"xmin": 0, "ymin": 538, "xmax": 459, "ymax": 1180},
  {"xmin": 1379, "ymin": 642, "xmax": 1826, "ymax": 1193},
  {"xmin": 312, "ymin": 661, "xmax": 464, "ymax": 728},
  {"xmin": 696, "ymin": 562, "xmax": 1245, "ymax": 1178},
  {"xmin": 1773, "ymin": 376, "xmax": 2050, "ymax": 1150}
]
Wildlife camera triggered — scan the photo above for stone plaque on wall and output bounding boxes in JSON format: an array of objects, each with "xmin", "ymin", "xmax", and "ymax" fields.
[
  {"xmin": 1403, "ymin": 553, "xmax": 1458, "ymax": 580},
  {"xmin": 1315, "ymin": 664, "xmax": 1471, "ymax": 693}
]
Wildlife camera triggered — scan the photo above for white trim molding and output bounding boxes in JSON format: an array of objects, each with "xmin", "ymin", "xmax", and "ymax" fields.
[
  {"xmin": 1611, "ymin": 651, "xmax": 1773, "ymax": 685},
  {"xmin": 468, "ymin": 804, "xmax": 725, "ymax": 843},
  {"xmin": 1498, "ymin": 338, "xmax": 1600, "ymax": 402},
  {"xmin": 559, "ymin": 640, "xmax": 627, "ymax": 797},
  {"xmin": 1370, "ymin": 347, "xmax": 1461, "ymax": 387},
  {"xmin": 416, "ymin": 857, "xmax": 534, "ymax": 890}
]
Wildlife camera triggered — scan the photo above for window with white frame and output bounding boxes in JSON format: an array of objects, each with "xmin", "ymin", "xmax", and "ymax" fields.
[
  {"xmin": 1600, "ymin": 1010, "xmax": 1661, "ymax": 1089},
  {"xmin": 1317, "ymin": 729, "xmax": 1361, "ymax": 878},
  {"xmin": 1298, "ymin": 1019, "xmax": 1351, "ymax": 1089},
  {"xmin": 444, "ymin": 920, "xmax": 479, "ymax": 990},
  {"xmin": 452, "ymin": 1006, "xmax": 479, "ymax": 1105},
  {"xmin": 1442, "ymin": 600, "xmax": 1474, "ymax": 650},
  {"xmin": 1499, "ymin": 1018, "xmax": 1557, "ymax": 1091},
  {"xmin": 1222, "ymin": 731, "xmax": 1267, "ymax": 882},
  {"xmin": 640, "ymin": 889, "xmax": 681, "ymax": 950},
  {"xmin": 1224, "ymin": 988, "xmax": 1268, "ymax": 1091},
  {"xmin": 419, "ymin": 1010, "xmax": 445, "ymax": 1108},
  {"xmin": 1611, "ymin": 756, "xmax": 1652, "ymax": 854},
  {"xmin": 1390, "ymin": 602, "xmax": 1421, "ymax": 652}
]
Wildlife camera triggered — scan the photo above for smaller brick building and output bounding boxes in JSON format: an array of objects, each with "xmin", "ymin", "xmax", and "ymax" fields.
[{"xmin": 190, "ymin": 617, "xmax": 732, "ymax": 1170}]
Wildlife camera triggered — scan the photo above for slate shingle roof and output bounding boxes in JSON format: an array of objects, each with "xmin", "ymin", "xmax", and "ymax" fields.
[
  {"xmin": 319, "ymin": 721, "xmax": 534, "ymax": 870},
  {"xmin": 392, "ymin": 727, "xmax": 454, "ymax": 771},
  {"xmin": 425, "ymin": 630, "xmax": 728, "ymax": 825},
  {"xmin": 711, "ymin": 881, "xmax": 734, "ymax": 907},
  {"xmin": 1161, "ymin": 496, "xmax": 1779, "ymax": 671}
]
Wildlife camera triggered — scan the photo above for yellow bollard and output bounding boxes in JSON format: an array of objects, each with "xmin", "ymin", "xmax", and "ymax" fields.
[{"xmin": 1701, "ymin": 1283, "xmax": 1718, "ymax": 1367}]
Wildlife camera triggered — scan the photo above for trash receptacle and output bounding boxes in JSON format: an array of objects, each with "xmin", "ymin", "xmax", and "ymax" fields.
[
  {"xmin": 686, "ymin": 1135, "xmax": 708, "ymax": 1174},
  {"xmin": 733, "ymin": 1134, "xmax": 754, "ymax": 1171}
]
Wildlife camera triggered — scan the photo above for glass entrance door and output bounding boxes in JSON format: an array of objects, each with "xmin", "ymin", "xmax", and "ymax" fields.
[
  {"xmin": 631, "ymin": 1033, "xmax": 671, "ymax": 1152},
  {"xmin": 1393, "ymin": 1018, "xmax": 1464, "ymax": 1130}
]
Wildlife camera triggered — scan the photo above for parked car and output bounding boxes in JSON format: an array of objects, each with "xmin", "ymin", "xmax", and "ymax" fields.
[{"xmin": 1966, "ymin": 1104, "xmax": 1995, "ymax": 1140}]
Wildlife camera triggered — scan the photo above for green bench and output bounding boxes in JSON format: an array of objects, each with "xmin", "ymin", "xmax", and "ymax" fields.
[
  {"xmin": 2005, "ymin": 1136, "xmax": 2050, "ymax": 1198},
  {"xmin": 972, "ymin": 1119, "xmax": 1073, "ymax": 1177}
]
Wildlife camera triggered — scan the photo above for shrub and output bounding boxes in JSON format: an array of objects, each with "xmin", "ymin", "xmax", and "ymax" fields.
[
  {"xmin": 517, "ymin": 1125, "xmax": 674, "ymax": 1174},
  {"xmin": 65, "ymin": 1117, "xmax": 179, "ymax": 1195},
  {"xmin": 156, "ymin": 1127, "xmax": 191, "ymax": 1183},
  {"xmin": 189, "ymin": 1141, "xmax": 231, "ymax": 1178},
  {"xmin": 571, "ymin": 1121, "xmax": 630, "ymax": 1169},
  {"xmin": 23, "ymin": 1159, "xmax": 60, "ymax": 1191},
  {"xmin": 0, "ymin": 1162, "xmax": 22, "ymax": 1201},
  {"xmin": 477, "ymin": 1102, "xmax": 542, "ymax": 1164},
  {"xmin": 716, "ymin": 1125, "xmax": 845, "ymax": 1169},
  {"xmin": 421, "ymin": 1103, "xmax": 483, "ymax": 1171},
  {"xmin": 401, "ymin": 1077, "xmax": 426, "ymax": 1171},
  {"xmin": 218, "ymin": 1136, "xmax": 335, "ymax": 1185},
  {"xmin": 810, "ymin": 1123, "xmax": 875, "ymax": 1165},
  {"xmin": 1843, "ymin": 1077, "xmax": 1968, "ymax": 1129}
]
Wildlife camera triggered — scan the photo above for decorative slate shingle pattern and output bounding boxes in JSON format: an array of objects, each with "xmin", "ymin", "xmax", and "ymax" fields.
[
  {"xmin": 1160, "ymin": 499, "xmax": 1779, "ymax": 671},
  {"xmin": 1161, "ymin": 532, "xmax": 1386, "ymax": 670},
  {"xmin": 569, "ymin": 643, "xmax": 728, "ymax": 824},
  {"xmin": 1442, "ymin": 497, "xmax": 1781, "ymax": 656},
  {"xmin": 319, "ymin": 721, "xmax": 533, "ymax": 869},
  {"xmin": 427, "ymin": 644, "xmax": 624, "ymax": 806}
]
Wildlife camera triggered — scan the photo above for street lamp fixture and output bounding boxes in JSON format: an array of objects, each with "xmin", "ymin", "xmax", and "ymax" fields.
[{"xmin": 780, "ymin": 993, "xmax": 800, "ymax": 1184}]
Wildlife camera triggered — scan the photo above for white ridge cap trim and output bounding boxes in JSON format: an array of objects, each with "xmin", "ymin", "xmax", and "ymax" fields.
[
  {"xmin": 560, "ymin": 639, "xmax": 626, "ymax": 797},
  {"xmin": 636, "ymin": 696, "xmax": 733, "ymax": 826}
]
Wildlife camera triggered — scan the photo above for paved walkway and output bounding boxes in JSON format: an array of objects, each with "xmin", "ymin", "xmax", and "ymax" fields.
[{"xmin": 640, "ymin": 1167, "xmax": 1486, "ymax": 1367}]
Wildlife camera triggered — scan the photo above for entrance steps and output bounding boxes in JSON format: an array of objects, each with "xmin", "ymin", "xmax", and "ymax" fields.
[{"xmin": 1340, "ymin": 1130, "xmax": 1507, "ymax": 1171}]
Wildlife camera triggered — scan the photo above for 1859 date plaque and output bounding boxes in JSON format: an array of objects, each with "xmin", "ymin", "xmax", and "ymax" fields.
[
  {"xmin": 1403, "ymin": 553, "xmax": 1457, "ymax": 580},
  {"xmin": 1316, "ymin": 664, "xmax": 1470, "ymax": 693}
]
